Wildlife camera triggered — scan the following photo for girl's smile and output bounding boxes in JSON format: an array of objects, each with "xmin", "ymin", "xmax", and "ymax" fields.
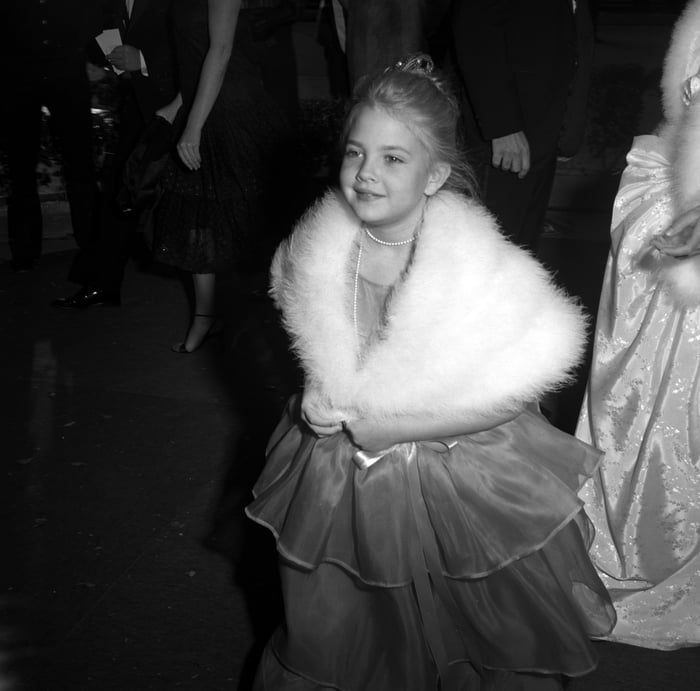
[{"xmin": 354, "ymin": 189, "xmax": 385, "ymax": 201}]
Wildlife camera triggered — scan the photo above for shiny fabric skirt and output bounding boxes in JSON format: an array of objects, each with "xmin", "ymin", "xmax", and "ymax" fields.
[
  {"xmin": 576, "ymin": 134, "xmax": 700, "ymax": 649},
  {"xmin": 246, "ymin": 397, "xmax": 616, "ymax": 690}
]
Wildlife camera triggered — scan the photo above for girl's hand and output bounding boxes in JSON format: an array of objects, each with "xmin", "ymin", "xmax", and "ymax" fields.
[
  {"xmin": 177, "ymin": 125, "xmax": 203, "ymax": 171},
  {"xmin": 342, "ymin": 417, "xmax": 397, "ymax": 453},
  {"xmin": 301, "ymin": 392, "xmax": 344, "ymax": 437},
  {"xmin": 653, "ymin": 205, "xmax": 700, "ymax": 257}
]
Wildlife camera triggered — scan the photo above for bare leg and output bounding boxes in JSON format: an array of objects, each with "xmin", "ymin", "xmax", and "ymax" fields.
[{"xmin": 172, "ymin": 272, "xmax": 220, "ymax": 353}]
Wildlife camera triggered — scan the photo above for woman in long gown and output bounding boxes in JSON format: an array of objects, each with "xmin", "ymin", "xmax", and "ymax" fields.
[
  {"xmin": 154, "ymin": 0, "xmax": 288, "ymax": 352},
  {"xmin": 576, "ymin": 0, "xmax": 700, "ymax": 650}
]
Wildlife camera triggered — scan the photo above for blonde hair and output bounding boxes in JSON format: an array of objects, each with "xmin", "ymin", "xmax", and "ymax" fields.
[{"xmin": 341, "ymin": 55, "xmax": 476, "ymax": 196}]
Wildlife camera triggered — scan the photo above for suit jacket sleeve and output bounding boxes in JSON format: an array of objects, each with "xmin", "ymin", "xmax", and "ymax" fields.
[
  {"xmin": 125, "ymin": 0, "xmax": 178, "ymax": 118},
  {"xmin": 451, "ymin": 0, "xmax": 523, "ymax": 140}
]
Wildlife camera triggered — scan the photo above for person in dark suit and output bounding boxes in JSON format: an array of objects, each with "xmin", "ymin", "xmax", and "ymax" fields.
[
  {"xmin": 340, "ymin": 0, "xmax": 451, "ymax": 88},
  {"xmin": 451, "ymin": 0, "xmax": 593, "ymax": 252},
  {"xmin": 53, "ymin": 0, "xmax": 177, "ymax": 309},
  {"xmin": 0, "ymin": 1, "xmax": 109, "ymax": 272}
]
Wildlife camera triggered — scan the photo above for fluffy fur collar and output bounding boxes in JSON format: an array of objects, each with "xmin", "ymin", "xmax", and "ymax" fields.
[
  {"xmin": 270, "ymin": 190, "xmax": 586, "ymax": 419},
  {"xmin": 662, "ymin": 0, "xmax": 700, "ymax": 213},
  {"xmin": 653, "ymin": 0, "xmax": 700, "ymax": 304}
]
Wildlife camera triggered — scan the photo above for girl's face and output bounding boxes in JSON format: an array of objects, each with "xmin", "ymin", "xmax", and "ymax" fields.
[{"xmin": 339, "ymin": 106, "xmax": 448, "ymax": 236}]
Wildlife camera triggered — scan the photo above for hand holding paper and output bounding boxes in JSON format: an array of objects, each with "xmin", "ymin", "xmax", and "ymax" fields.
[
  {"xmin": 107, "ymin": 45, "xmax": 144, "ymax": 73},
  {"xmin": 96, "ymin": 29, "xmax": 124, "ymax": 74}
]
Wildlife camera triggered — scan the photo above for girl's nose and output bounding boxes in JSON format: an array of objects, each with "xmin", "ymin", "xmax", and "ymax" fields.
[{"xmin": 356, "ymin": 158, "xmax": 377, "ymax": 182}]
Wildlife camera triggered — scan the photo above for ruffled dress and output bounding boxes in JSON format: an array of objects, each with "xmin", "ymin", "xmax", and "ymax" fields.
[
  {"xmin": 153, "ymin": 0, "xmax": 290, "ymax": 273},
  {"xmin": 246, "ymin": 275, "xmax": 616, "ymax": 690}
]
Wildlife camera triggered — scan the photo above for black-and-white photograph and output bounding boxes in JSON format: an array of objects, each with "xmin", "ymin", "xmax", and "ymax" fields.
[{"xmin": 2, "ymin": 1, "xmax": 699, "ymax": 689}]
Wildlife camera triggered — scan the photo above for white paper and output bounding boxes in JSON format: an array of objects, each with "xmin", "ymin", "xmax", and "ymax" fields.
[{"xmin": 96, "ymin": 29, "xmax": 124, "ymax": 74}]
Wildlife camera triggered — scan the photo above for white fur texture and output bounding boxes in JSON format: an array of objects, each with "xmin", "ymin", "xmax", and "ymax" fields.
[
  {"xmin": 654, "ymin": 0, "xmax": 700, "ymax": 304},
  {"xmin": 660, "ymin": 254, "xmax": 700, "ymax": 307},
  {"xmin": 663, "ymin": 0, "xmax": 700, "ymax": 214},
  {"xmin": 662, "ymin": 0, "xmax": 700, "ymax": 125},
  {"xmin": 271, "ymin": 190, "xmax": 587, "ymax": 419}
]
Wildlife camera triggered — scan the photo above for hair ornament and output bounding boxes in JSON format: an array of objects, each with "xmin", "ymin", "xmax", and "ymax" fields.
[{"xmin": 389, "ymin": 54, "xmax": 435, "ymax": 76}]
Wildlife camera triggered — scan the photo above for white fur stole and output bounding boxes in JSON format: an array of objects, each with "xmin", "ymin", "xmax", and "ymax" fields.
[
  {"xmin": 656, "ymin": 0, "xmax": 700, "ymax": 304},
  {"xmin": 270, "ymin": 190, "xmax": 587, "ymax": 420},
  {"xmin": 663, "ymin": 0, "xmax": 700, "ymax": 214}
]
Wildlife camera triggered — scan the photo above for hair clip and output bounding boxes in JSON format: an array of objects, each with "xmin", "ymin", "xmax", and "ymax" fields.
[{"xmin": 391, "ymin": 54, "xmax": 435, "ymax": 75}]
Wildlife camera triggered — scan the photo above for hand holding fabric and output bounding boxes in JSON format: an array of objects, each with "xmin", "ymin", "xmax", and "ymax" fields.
[
  {"xmin": 301, "ymin": 390, "xmax": 345, "ymax": 437},
  {"xmin": 653, "ymin": 205, "xmax": 700, "ymax": 257},
  {"xmin": 342, "ymin": 417, "xmax": 398, "ymax": 453}
]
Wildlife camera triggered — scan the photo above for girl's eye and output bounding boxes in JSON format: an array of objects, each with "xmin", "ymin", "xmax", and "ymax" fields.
[
  {"xmin": 344, "ymin": 149, "xmax": 362, "ymax": 159},
  {"xmin": 385, "ymin": 155, "xmax": 403, "ymax": 164}
]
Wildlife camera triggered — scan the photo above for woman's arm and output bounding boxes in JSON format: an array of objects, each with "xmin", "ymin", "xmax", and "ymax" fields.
[{"xmin": 177, "ymin": 0, "xmax": 241, "ymax": 171}]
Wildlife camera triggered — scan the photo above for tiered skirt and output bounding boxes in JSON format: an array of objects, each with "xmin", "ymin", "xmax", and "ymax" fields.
[{"xmin": 246, "ymin": 397, "xmax": 616, "ymax": 690}]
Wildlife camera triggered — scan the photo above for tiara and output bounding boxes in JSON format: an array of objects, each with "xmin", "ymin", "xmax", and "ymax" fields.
[{"xmin": 390, "ymin": 54, "xmax": 434, "ymax": 75}]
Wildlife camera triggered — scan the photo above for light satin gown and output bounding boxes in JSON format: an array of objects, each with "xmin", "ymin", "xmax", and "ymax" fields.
[{"xmin": 576, "ymin": 76, "xmax": 700, "ymax": 650}]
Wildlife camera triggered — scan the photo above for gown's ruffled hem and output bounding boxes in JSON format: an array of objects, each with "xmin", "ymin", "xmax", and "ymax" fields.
[
  {"xmin": 248, "ymin": 398, "xmax": 615, "ymax": 689},
  {"xmin": 249, "ymin": 501, "xmax": 593, "ymax": 588},
  {"xmin": 255, "ymin": 636, "xmax": 601, "ymax": 691},
  {"xmin": 253, "ymin": 537, "xmax": 614, "ymax": 689},
  {"xmin": 246, "ymin": 397, "xmax": 603, "ymax": 585}
]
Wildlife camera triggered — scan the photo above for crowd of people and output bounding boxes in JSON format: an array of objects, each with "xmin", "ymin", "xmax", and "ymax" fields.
[{"xmin": 2, "ymin": 0, "xmax": 700, "ymax": 689}]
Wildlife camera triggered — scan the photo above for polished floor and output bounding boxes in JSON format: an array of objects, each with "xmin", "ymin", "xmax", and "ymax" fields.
[{"xmin": 1, "ymin": 247, "xmax": 294, "ymax": 690}]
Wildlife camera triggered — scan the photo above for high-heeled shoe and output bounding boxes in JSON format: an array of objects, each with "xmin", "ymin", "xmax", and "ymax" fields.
[{"xmin": 171, "ymin": 313, "xmax": 224, "ymax": 353}]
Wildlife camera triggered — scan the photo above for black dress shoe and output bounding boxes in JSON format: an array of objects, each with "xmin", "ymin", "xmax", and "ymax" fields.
[
  {"xmin": 10, "ymin": 258, "xmax": 36, "ymax": 273},
  {"xmin": 51, "ymin": 286, "xmax": 121, "ymax": 309}
]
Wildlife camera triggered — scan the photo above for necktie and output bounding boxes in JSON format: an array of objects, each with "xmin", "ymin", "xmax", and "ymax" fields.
[{"xmin": 123, "ymin": 0, "xmax": 132, "ymax": 31}]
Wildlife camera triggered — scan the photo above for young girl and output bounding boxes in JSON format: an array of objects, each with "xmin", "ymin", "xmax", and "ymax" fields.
[{"xmin": 246, "ymin": 55, "xmax": 615, "ymax": 690}]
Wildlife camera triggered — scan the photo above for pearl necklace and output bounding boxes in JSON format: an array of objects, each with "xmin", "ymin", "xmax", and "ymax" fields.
[
  {"xmin": 353, "ymin": 234, "xmax": 363, "ymax": 347},
  {"xmin": 364, "ymin": 226, "xmax": 415, "ymax": 246}
]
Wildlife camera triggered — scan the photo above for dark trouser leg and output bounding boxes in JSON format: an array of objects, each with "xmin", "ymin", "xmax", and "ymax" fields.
[
  {"xmin": 45, "ymin": 58, "xmax": 99, "ymax": 250},
  {"xmin": 68, "ymin": 86, "xmax": 145, "ymax": 293},
  {"xmin": 463, "ymin": 80, "xmax": 569, "ymax": 254},
  {"xmin": 255, "ymin": 20, "xmax": 300, "ymax": 124},
  {"xmin": 346, "ymin": 0, "xmax": 425, "ymax": 85},
  {"xmin": 3, "ymin": 80, "xmax": 43, "ymax": 264},
  {"xmin": 480, "ymin": 154, "xmax": 558, "ymax": 254}
]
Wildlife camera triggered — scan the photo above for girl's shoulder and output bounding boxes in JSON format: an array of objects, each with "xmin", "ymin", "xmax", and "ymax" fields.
[
  {"xmin": 291, "ymin": 188, "xmax": 355, "ymax": 242},
  {"xmin": 427, "ymin": 191, "xmax": 508, "ymax": 240},
  {"xmin": 422, "ymin": 191, "xmax": 535, "ymax": 268}
]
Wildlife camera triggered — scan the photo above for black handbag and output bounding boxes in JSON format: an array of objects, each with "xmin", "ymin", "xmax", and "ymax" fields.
[{"xmin": 116, "ymin": 115, "xmax": 174, "ymax": 217}]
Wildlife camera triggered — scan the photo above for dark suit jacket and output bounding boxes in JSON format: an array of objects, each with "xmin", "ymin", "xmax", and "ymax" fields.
[
  {"xmin": 345, "ymin": 0, "xmax": 452, "ymax": 86},
  {"xmin": 452, "ymin": 0, "xmax": 590, "ymax": 158},
  {"xmin": 0, "ymin": 0, "xmax": 108, "ymax": 75},
  {"xmin": 102, "ymin": 0, "xmax": 177, "ymax": 119}
]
